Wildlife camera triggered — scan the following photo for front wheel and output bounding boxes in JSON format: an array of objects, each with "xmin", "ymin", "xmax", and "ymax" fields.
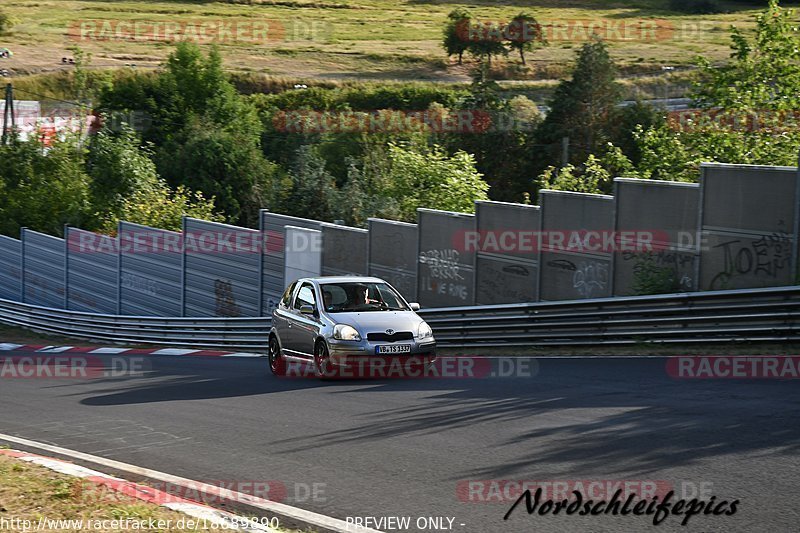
[
  {"xmin": 269, "ymin": 335, "xmax": 286, "ymax": 376},
  {"xmin": 314, "ymin": 341, "xmax": 332, "ymax": 379}
]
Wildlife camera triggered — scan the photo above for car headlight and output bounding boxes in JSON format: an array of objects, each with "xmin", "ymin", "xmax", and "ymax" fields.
[
  {"xmin": 417, "ymin": 321, "xmax": 433, "ymax": 340},
  {"xmin": 333, "ymin": 324, "xmax": 361, "ymax": 341}
]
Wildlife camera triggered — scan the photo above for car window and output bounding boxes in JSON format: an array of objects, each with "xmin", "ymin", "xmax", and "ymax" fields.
[
  {"xmin": 319, "ymin": 282, "xmax": 408, "ymax": 312},
  {"xmin": 293, "ymin": 283, "xmax": 316, "ymax": 310},
  {"xmin": 376, "ymin": 285, "xmax": 404, "ymax": 309},
  {"xmin": 280, "ymin": 282, "xmax": 297, "ymax": 308}
]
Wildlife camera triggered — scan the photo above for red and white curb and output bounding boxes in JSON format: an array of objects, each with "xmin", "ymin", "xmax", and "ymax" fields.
[
  {"xmin": 0, "ymin": 448, "xmax": 274, "ymax": 532},
  {"xmin": 0, "ymin": 343, "xmax": 264, "ymax": 358},
  {"xmin": 0, "ymin": 433, "xmax": 382, "ymax": 533}
]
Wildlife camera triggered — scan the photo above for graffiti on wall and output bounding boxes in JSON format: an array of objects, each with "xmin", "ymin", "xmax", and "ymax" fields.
[
  {"xmin": 122, "ymin": 272, "xmax": 158, "ymax": 298},
  {"xmin": 419, "ymin": 248, "xmax": 470, "ymax": 302},
  {"xmin": 572, "ymin": 260, "xmax": 610, "ymax": 298},
  {"xmin": 476, "ymin": 261, "xmax": 535, "ymax": 303},
  {"xmin": 214, "ymin": 279, "xmax": 241, "ymax": 317},
  {"xmin": 709, "ymin": 228, "xmax": 792, "ymax": 290},
  {"xmin": 622, "ymin": 249, "xmax": 696, "ymax": 291}
]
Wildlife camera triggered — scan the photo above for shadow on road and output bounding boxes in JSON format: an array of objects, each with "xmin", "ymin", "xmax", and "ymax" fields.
[{"xmin": 74, "ymin": 355, "xmax": 800, "ymax": 476}]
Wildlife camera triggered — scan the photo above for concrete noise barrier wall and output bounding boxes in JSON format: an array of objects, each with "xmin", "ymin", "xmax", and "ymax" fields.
[
  {"xmin": 697, "ymin": 163, "xmax": 800, "ymax": 291},
  {"xmin": 417, "ymin": 208, "xmax": 476, "ymax": 308},
  {"xmin": 65, "ymin": 227, "xmax": 119, "ymax": 314},
  {"xmin": 474, "ymin": 200, "xmax": 541, "ymax": 305},
  {"xmin": 367, "ymin": 218, "xmax": 418, "ymax": 302},
  {"xmin": 613, "ymin": 178, "xmax": 700, "ymax": 296},
  {"xmin": 538, "ymin": 190, "xmax": 614, "ymax": 301},
  {"xmin": 0, "ymin": 236, "xmax": 22, "ymax": 302},
  {"xmin": 321, "ymin": 223, "xmax": 369, "ymax": 276},
  {"xmin": 182, "ymin": 218, "xmax": 262, "ymax": 317},
  {"xmin": 260, "ymin": 211, "xmax": 322, "ymax": 316},
  {"xmin": 21, "ymin": 229, "xmax": 66, "ymax": 309},
  {"xmin": 118, "ymin": 221, "xmax": 183, "ymax": 317},
  {"xmin": 285, "ymin": 226, "xmax": 322, "ymax": 285}
]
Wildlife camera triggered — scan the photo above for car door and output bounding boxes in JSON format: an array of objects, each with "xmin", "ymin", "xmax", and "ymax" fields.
[
  {"xmin": 272, "ymin": 281, "xmax": 297, "ymax": 352},
  {"xmin": 287, "ymin": 282, "xmax": 321, "ymax": 359}
]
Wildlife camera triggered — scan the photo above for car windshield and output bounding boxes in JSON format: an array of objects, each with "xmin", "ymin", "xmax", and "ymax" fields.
[{"xmin": 319, "ymin": 282, "xmax": 408, "ymax": 313}]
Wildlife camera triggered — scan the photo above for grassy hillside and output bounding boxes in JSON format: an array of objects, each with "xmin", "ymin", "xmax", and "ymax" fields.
[{"xmin": 0, "ymin": 0, "xmax": 775, "ymax": 85}]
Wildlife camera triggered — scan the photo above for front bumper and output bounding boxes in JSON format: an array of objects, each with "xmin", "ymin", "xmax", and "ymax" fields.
[
  {"xmin": 324, "ymin": 341, "xmax": 437, "ymax": 379},
  {"xmin": 328, "ymin": 338, "xmax": 436, "ymax": 358},
  {"xmin": 327, "ymin": 338, "xmax": 436, "ymax": 370}
]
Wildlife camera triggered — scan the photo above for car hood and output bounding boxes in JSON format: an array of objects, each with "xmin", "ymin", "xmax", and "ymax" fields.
[{"xmin": 326, "ymin": 311, "xmax": 424, "ymax": 334}]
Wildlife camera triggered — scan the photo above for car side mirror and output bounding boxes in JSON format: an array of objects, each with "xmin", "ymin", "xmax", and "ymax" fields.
[
  {"xmin": 299, "ymin": 304, "xmax": 316, "ymax": 315},
  {"xmin": 409, "ymin": 302, "xmax": 421, "ymax": 311}
]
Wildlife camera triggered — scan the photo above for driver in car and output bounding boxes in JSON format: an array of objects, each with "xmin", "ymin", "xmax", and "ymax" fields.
[{"xmin": 355, "ymin": 285, "xmax": 380, "ymax": 307}]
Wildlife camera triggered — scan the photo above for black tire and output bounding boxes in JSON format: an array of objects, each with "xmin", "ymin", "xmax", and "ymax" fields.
[
  {"xmin": 269, "ymin": 335, "xmax": 286, "ymax": 376},
  {"xmin": 314, "ymin": 341, "xmax": 332, "ymax": 379}
]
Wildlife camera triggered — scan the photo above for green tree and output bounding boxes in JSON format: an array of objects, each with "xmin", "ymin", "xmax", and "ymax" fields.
[
  {"xmin": 611, "ymin": 1, "xmax": 800, "ymax": 183},
  {"xmin": 334, "ymin": 154, "xmax": 402, "ymax": 226},
  {"xmin": 383, "ymin": 143, "xmax": 489, "ymax": 221},
  {"xmin": 536, "ymin": 144, "xmax": 636, "ymax": 195},
  {"xmin": 280, "ymin": 145, "xmax": 338, "ymax": 222},
  {"xmin": 100, "ymin": 43, "xmax": 275, "ymax": 226},
  {"xmin": 443, "ymin": 9, "xmax": 472, "ymax": 65},
  {"xmin": 159, "ymin": 117, "xmax": 276, "ymax": 228},
  {"xmin": 98, "ymin": 184, "xmax": 222, "ymax": 234},
  {"xmin": 537, "ymin": 156, "xmax": 609, "ymax": 195},
  {"xmin": 467, "ymin": 23, "xmax": 509, "ymax": 69},
  {"xmin": 608, "ymin": 100, "xmax": 665, "ymax": 166},
  {"xmin": 506, "ymin": 12, "xmax": 546, "ymax": 66},
  {"xmin": 536, "ymin": 38, "xmax": 623, "ymax": 165},
  {"xmin": 444, "ymin": 72, "xmax": 541, "ymax": 203},
  {"xmin": 692, "ymin": 0, "xmax": 800, "ymax": 111},
  {"xmin": 0, "ymin": 137, "xmax": 92, "ymax": 237},
  {"xmin": 87, "ymin": 126, "xmax": 161, "ymax": 213},
  {"xmin": 87, "ymin": 125, "xmax": 221, "ymax": 232}
]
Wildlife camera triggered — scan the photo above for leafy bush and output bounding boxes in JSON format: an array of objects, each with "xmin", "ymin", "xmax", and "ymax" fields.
[
  {"xmin": 0, "ymin": 136, "xmax": 93, "ymax": 237},
  {"xmin": 632, "ymin": 256, "xmax": 682, "ymax": 296},
  {"xmin": 98, "ymin": 184, "xmax": 221, "ymax": 234},
  {"xmin": 382, "ymin": 143, "xmax": 489, "ymax": 221}
]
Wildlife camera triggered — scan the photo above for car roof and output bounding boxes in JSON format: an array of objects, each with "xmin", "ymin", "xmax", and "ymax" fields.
[{"xmin": 301, "ymin": 276, "xmax": 386, "ymax": 285}]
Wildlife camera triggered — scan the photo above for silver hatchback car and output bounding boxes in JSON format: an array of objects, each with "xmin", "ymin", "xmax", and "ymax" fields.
[{"xmin": 269, "ymin": 276, "xmax": 436, "ymax": 378}]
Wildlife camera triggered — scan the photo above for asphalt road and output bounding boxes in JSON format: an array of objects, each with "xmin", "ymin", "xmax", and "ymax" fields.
[{"xmin": 0, "ymin": 351, "xmax": 798, "ymax": 533}]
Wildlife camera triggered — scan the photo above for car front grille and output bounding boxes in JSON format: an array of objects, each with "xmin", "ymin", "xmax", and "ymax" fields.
[{"xmin": 367, "ymin": 331, "xmax": 414, "ymax": 342}]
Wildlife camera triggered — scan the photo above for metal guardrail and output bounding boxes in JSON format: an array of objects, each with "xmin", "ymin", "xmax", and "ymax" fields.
[
  {"xmin": 0, "ymin": 286, "xmax": 799, "ymax": 351},
  {"xmin": 420, "ymin": 286, "xmax": 800, "ymax": 348},
  {"xmin": 0, "ymin": 298, "xmax": 271, "ymax": 351}
]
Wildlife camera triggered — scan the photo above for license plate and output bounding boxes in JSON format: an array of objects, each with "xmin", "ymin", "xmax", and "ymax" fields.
[{"xmin": 376, "ymin": 344, "xmax": 411, "ymax": 355}]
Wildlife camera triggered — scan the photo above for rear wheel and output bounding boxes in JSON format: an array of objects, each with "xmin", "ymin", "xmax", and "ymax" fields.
[
  {"xmin": 314, "ymin": 341, "xmax": 332, "ymax": 379},
  {"xmin": 269, "ymin": 335, "xmax": 286, "ymax": 376}
]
